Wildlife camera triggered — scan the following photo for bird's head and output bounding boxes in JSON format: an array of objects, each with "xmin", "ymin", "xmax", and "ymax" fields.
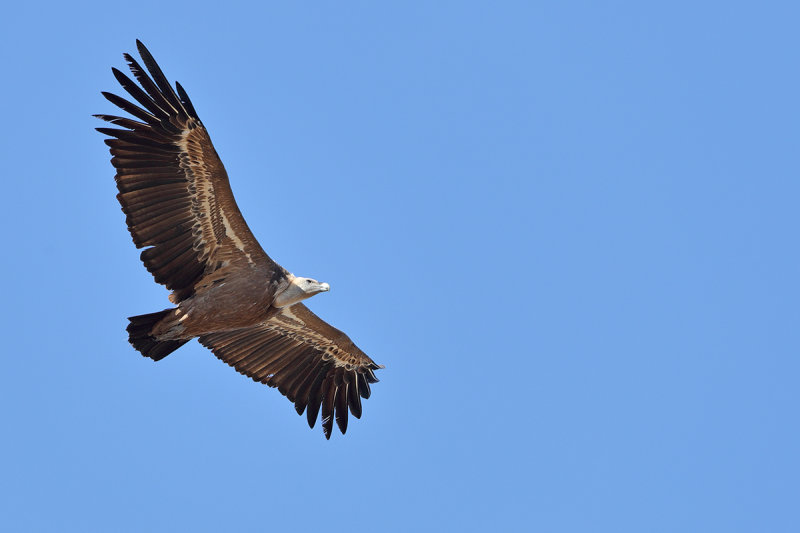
[
  {"xmin": 297, "ymin": 277, "xmax": 330, "ymax": 296},
  {"xmin": 273, "ymin": 275, "xmax": 330, "ymax": 308}
]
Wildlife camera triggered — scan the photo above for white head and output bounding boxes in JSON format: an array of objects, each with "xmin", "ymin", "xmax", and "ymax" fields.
[{"xmin": 273, "ymin": 275, "xmax": 330, "ymax": 308}]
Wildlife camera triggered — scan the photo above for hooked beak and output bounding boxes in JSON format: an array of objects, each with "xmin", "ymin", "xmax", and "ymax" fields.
[{"xmin": 319, "ymin": 282, "xmax": 330, "ymax": 292}]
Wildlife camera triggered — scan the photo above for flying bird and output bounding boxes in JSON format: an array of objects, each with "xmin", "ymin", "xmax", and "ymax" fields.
[{"xmin": 96, "ymin": 41, "xmax": 382, "ymax": 439}]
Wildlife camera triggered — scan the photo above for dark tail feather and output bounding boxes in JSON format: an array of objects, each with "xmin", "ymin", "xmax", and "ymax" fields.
[{"xmin": 127, "ymin": 309, "xmax": 189, "ymax": 361}]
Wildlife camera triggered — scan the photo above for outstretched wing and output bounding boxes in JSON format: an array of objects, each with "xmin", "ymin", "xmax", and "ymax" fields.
[
  {"xmin": 97, "ymin": 40, "xmax": 276, "ymax": 303},
  {"xmin": 198, "ymin": 304, "xmax": 383, "ymax": 439}
]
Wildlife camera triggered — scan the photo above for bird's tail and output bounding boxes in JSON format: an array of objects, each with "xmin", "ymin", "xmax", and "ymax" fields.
[{"xmin": 127, "ymin": 309, "xmax": 189, "ymax": 361}]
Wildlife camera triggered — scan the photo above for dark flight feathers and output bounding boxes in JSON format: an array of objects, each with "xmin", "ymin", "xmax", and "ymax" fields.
[
  {"xmin": 98, "ymin": 41, "xmax": 382, "ymax": 438},
  {"xmin": 198, "ymin": 303, "xmax": 381, "ymax": 439}
]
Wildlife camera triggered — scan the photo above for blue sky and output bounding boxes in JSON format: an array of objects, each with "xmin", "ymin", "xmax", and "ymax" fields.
[{"xmin": 1, "ymin": 1, "xmax": 798, "ymax": 531}]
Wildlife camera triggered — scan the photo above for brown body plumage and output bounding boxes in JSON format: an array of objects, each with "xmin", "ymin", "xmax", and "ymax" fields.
[{"xmin": 97, "ymin": 41, "xmax": 382, "ymax": 439}]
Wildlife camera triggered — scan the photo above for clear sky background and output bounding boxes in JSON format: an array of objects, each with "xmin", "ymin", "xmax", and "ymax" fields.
[{"xmin": 1, "ymin": 1, "xmax": 798, "ymax": 531}]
